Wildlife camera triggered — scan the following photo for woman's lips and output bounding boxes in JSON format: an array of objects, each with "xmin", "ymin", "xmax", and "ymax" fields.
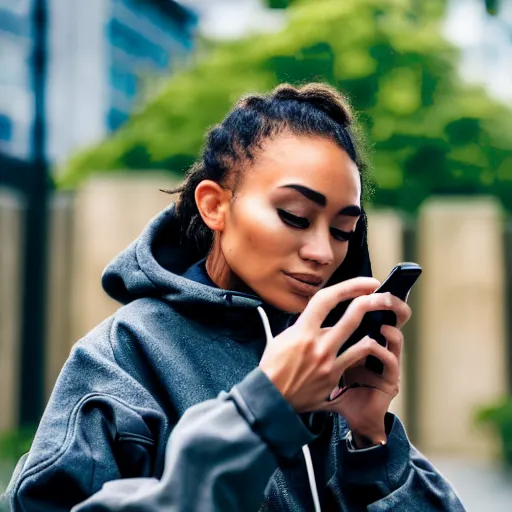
[{"xmin": 283, "ymin": 272, "xmax": 323, "ymax": 297}]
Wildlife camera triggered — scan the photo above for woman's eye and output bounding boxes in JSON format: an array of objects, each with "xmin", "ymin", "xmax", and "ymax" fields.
[
  {"xmin": 330, "ymin": 228, "xmax": 355, "ymax": 242},
  {"xmin": 277, "ymin": 209, "xmax": 310, "ymax": 229}
]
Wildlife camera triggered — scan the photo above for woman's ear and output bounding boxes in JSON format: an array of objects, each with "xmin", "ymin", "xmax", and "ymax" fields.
[{"xmin": 194, "ymin": 180, "xmax": 232, "ymax": 232}]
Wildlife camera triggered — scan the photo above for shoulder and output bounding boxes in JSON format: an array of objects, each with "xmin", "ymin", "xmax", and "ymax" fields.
[
  {"xmin": 59, "ymin": 298, "xmax": 180, "ymax": 393},
  {"xmin": 107, "ymin": 297, "xmax": 194, "ymax": 373},
  {"xmin": 112, "ymin": 297, "xmax": 187, "ymax": 341},
  {"xmin": 66, "ymin": 297, "xmax": 188, "ymax": 375},
  {"xmin": 116, "ymin": 297, "xmax": 178, "ymax": 320}
]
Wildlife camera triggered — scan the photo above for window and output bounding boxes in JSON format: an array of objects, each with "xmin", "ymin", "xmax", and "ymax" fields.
[
  {"xmin": 110, "ymin": 66, "xmax": 138, "ymax": 98},
  {"xmin": 107, "ymin": 108, "xmax": 129, "ymax": 132},
  {"xmin": 0, "ymin": 0, "xmax": 32, "ymax": 16},
  {"xmin": 0, "ymin": 8, "xmax": 29, "ymax": 37},
  {"xmin": 107, "ymin": 18, "xmax": 168, "ymax": 68}
]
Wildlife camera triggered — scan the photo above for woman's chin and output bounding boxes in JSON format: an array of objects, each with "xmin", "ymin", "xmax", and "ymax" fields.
[{"xmin": 263, "ymin": 291, "xmax": 310, "ymax": 314}]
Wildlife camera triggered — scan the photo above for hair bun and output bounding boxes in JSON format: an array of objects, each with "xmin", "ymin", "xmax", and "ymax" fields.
[
  {"xmin": 239, "ymin": 94, "xmax": 266, "ymax": 109},
  {"xmin": 273, "ymin": 84, "xmax": 303, "ymax": 102},
  {"xmin": 273, "ymin": 83, "xmax": 353, "ymax": 128}
]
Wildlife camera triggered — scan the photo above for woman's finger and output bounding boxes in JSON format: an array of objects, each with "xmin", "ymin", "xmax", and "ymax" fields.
[
  {"xmin": 324, "ymin": 292, "xmax": 409, "ymax": 355},
  {"xmin": 332, "ymin": 336, "xmax": 399, "ymax": 382},
  {"xmin": 380, "ymin": 324, "xmax": 404, "ymax": 364},
  {"xmin": 296, "ymin": 277, "xmax": 380, "ymax": 330},
  {"xmin": 394, "ymin": 301, "xmax": 412, "ymax": 329}
]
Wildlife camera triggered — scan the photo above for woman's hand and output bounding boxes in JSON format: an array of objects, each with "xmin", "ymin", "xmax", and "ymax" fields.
[
  {"xmin": 320, "ymin": 323, "xmax": 408, "ymax": 447},
  {"xmin": 258, "ymin": 278, "xmax": 411, "ymax": 433}
]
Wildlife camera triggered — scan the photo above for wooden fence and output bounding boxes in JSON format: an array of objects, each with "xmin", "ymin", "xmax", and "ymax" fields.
[{"xmin": 0, "ymin": 175, "xmax": 509, "ymax": 460}]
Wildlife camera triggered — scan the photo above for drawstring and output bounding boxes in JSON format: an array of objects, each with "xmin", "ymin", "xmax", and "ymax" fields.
[
  {"xmin": 257, "ymin": 305, "xmax": 274, "ymax": 345},
  {"xmin": 302, "ymin": 445, "xmax": 321, "ymax": 512},
  {"xmin": 256, "ymin": 306, "xmax": 322, "ymax": 512}
]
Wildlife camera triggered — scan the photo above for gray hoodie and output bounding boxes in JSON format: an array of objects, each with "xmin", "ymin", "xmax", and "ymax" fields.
[{"xmin": 4, "ymin": 204, "xmax": 465, "ymax": 511}]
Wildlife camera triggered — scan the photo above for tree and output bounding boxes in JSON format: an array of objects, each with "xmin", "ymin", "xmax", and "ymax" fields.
[
  {"xmin": 265, "ymin": 0, "xmax": 296, "ymax": 9},
  {"xmin": 484, "ymin": 0, "xmax": 499, "ymax": 15},
  {"xmin": 60, "ymin": 0, "xmax": 512, "ymax": 212},
  {"xmin": 266, "ymin": 0, "xmax": 501, "ymax": 14}
]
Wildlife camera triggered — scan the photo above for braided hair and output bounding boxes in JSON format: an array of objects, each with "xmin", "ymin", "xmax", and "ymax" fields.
[{"xmin": 164, "ymin": 83, "xmax": 373, "ymax": 288}]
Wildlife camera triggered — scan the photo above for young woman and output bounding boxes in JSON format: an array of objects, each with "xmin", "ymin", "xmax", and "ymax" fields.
[{"xmin": 6, "ymin": 83, "xmax": 465, "ymax": 511}]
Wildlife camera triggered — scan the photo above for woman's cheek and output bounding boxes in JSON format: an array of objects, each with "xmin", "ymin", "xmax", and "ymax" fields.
[
  {"xmin": 334, "ymin": 244, "xmax": 350, "ymax": 268},
  {"xmin": 244, "ymin": 211, "xmax": 292, "ymax": 254}
]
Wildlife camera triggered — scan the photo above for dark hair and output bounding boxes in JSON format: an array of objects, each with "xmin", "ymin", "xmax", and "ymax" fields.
[{"xmin": 164, "ymin": 82, "xmax": 373, "ymax": 284}]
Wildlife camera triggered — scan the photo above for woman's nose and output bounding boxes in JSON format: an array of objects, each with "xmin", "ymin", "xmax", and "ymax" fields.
[{"xmin": 298, "ymin": 231, "xmax": 334, "ymax": 266}]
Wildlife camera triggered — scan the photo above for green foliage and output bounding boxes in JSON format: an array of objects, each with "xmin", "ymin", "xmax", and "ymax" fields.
[
  {"xmin": 59, "ymin": 0, "xmax": 512, "ymax": 213},
  {"xmin": 0, "ymin": 428, "xmax": 35, "ymax": 464},
  {"xmin": 484, "ymin": 0, "xmax": 500, "ymax": 15},
  {"xmin": 475, "ymin": 398, "xmax": 512, "ymax": 467},
  {"xmin": 265, "ymin": 0, "xmax": 296, "ymax": 9}
]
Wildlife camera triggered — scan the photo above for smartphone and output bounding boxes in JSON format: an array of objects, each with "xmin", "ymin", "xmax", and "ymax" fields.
[{"xmin": 338, "ymin": 262, "xmax": 422, "ymax": 374}]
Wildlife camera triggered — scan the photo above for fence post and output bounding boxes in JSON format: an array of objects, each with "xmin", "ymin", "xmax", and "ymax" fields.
[
  {"xmin": 0, "ymin": 188, "xmax": 25, "ymax": 432},
  {"xmin": 417, "ymin": 197, "xmax": 507, "ymax": 459},
  {"xmin": 504, "ymin": 220, "xmax": 512, "ymax": 394},
  {"xmin": 402, "ymin": 215, "xmax": 420, "ymax": 445},
  {"xmin": 366, "ymin": 210, "xmax": 408, "ymax": 425},
  {"xmin": 45, "ymin": 192, "xmax": 75, "ymax": 399}
]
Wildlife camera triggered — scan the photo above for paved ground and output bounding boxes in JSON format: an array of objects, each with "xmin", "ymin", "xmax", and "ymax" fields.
[
  {"xmin": 431, "ymin": 457, "xmax": 512, "ymax": 512},
  {"xmin": 1, "ymin": 458, "xmax": 511, "ymax": 509}
]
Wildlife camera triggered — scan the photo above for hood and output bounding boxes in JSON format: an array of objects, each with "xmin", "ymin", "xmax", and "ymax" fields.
[
  {"xmin": 102, "ymin": 204, "xmax": 262, "ymax": 312},
  {"xmin": 102, "ymin": 203, "xmax": 372, "ymax": 325}
]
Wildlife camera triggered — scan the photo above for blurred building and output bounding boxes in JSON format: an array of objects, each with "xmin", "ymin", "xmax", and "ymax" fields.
[
  {"xmin": 0, "ymin": 0, "xmax": 197, "ymax": 164},
  {"xmin": 0, "ymin": 0, "xmax": 32, "ymax": 159}
]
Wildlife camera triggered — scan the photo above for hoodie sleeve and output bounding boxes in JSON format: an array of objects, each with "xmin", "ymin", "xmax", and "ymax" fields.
[
  {"xmin": 71, "ymin": 367, "xmax": 316, "ymax": 512},
  {"xmin": 6, "ymin": 315, "xmax": 315, "ymax": 512},
  {"xmin": 5, "ymin": 317, "xmax": 169, "ymax": 512},
  {"xmin": 334, "ymin": 413, "xmax": 466, "ymax": 511}
]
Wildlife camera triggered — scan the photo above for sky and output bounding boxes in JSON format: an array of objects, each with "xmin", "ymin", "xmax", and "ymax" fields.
[
  {"xmin": 178, "ymin": 0, "xmax": 286, "ymax": 40},
  {"xmin": 444, "ymin": 0, "xmax": 512, "ymax": 103}
]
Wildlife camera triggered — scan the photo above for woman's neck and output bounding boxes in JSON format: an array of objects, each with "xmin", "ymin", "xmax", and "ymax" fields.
[{"xmin": 205, "ymin": 241, "xmax": 253, "ymax": 294}]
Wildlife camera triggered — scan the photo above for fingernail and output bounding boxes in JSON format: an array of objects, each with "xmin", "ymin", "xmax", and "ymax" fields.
[{"xmin": 329, "ymin": 385, "xmax": 342, "ymax": 401}]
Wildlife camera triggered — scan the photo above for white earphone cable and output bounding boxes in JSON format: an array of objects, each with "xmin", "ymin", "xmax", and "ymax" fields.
[{"xmin": 256, "ymin": 306, "xmax": 322, "ymax": 512}]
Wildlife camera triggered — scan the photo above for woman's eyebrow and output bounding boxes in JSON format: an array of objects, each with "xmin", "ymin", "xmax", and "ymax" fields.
[
  {"xmin": 280, "ymin": 184, "xmax": 326, "ymax": 206},
  {"xmin": 339, "ymin": 205, "xmax": 362, "ymax": 217},
  {"xmin": 279, "ymin": 184, "xmax": 361, "ymax": 216}
]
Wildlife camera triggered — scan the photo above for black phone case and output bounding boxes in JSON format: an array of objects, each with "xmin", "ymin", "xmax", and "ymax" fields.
[{"xmin": 338, "ymin": 263, "xmax": 422, "ymax": 375}]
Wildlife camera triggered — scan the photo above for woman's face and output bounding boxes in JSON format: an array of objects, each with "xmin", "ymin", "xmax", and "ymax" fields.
[{"xmin": 220, "ymin": 133, "xmax": 361, "ymax": 313}]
